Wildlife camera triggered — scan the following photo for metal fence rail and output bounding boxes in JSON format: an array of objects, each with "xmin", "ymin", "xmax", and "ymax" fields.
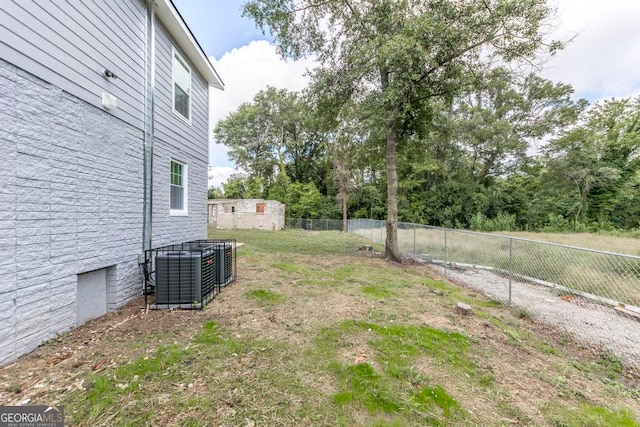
[
  {"xmin": 348, "ymin": 219, "xmax": 640, "ymax": 307},
  {"xmin": 286, "ymin": 218, "xmax": 345, "ymax": 231},
  {"xmin": 290, "ymin": 218, "xmax": 640, "ymax": 369}
]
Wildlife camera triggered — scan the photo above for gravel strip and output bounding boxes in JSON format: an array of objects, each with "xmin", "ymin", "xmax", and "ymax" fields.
[{"xmin": 432, "ymin": 264, "xmax": 640, "ymax": 368}]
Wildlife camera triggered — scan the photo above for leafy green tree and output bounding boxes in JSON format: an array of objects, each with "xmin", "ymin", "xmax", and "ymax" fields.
[
  {"xmin": 222, "ymin": 174, "xmax": 265, "ymax": 199},
  {"xmin": 454, "ymin": 68, "xmax": 585, "ymax": 185},
  {"xmin": 207, "ymin": 186, "xmax": 224, "ymax": 199},
  {"xmin": 545, "ymin": 97, "xmax": 639, "ymax": 228},
  {"xmin": 214, "ymin": 87, "xmax": 326, "ymax": 190},
  {"xmin": 244, "ymin": 0, "xmax": 562, "ymax": 261},
  {"xmin": 284, "ymin": 182, "xmax": 325, "ymax": 218}
]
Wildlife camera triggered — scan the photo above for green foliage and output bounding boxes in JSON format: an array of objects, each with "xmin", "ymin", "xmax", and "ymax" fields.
[
  {"xmin": 207, "ymin": 3, "xmax": 639, "ymax": 232},
  {"xmin": 242, "ymin": 0, "xmax": 561, "ymax": 260},
  {"xmin": 284, "ymin": 181, "xmax": 325, "ymax": 218},
  {"xmin": 214, "ymin": 87, "xmax": 327, "ymax": 189},
  {"xmin": 542, "ymin": 214, "xmax": 570, "ymax": 232},
  {"xmin": 223, "ymin": 173, "xmax": 264, "ymax": 199},
  {"xmin": 469, "ymin": 212, "xmax": 517, "ymax": 232},
  {"xmin": 207, "ymin": 186, "xmax": 223, "ymax": 199}
]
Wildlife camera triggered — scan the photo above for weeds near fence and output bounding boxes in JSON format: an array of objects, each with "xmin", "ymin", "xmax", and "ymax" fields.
[{"xmin": 342, "ymin": 219, "xmax": 640, "ymax": 309}]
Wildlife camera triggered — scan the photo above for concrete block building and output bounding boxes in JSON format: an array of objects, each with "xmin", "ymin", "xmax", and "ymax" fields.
[
  {"xmin": 208, "ymin": 199, "xmax": 285, "ymax": 231},
  {"xmin": 0, "ymin": 0, "xmax": 223, "ymax": 364}
]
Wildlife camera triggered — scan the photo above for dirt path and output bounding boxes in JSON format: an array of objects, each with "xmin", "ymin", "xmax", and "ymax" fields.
[{"xmin": 435, "ymin": 265, "xmax": 640, "ymax": 369}]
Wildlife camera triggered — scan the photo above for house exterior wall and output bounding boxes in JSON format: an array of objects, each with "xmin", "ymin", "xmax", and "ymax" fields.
[
  {"xmin": 0, "ymin": 0, "xmax": 146, "ymax": 129},
  {"xmin": 208, "ymin": 199, "xmax": 286, "ymax": 231},
  {"xmin": 150, "ymin": 19, "xmax": 209, "ymax": 247},
  {"xmin": 0, "ymin": 59, "xmax": 144, "ymax": 364},
  {"xmin": 0, "ymin": 1, "xmax": 216, "ymax": 365},
  {"xmin": 153, "ymin": 20, "xmax": 210, "ymax": 161}
]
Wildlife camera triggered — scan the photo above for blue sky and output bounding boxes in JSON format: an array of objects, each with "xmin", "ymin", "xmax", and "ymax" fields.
[
  {"xmin": 172, "ymin": 1, "xmax": 270, "ymax": 59},
  {"xmin": 172, "ymin": 0, "xmax": 640, "ymax": 188}
]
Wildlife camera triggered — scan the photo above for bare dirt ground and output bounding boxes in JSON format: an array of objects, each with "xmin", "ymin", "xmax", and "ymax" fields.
[
  {"xmin": 1, "ymin": 232, "xmax": 638, "ymax": 426},
  {"xmin": 0, "ymin": 297, "xmax": 213, "ymax": 406}
]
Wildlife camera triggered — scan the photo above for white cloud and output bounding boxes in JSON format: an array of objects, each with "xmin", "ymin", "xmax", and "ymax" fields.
[
  {"xmin": 207, "ymin": 40, "xmax": 317, "ymax": 172},
  {"xmin": 543, "ymin": 0, "xmax": 640, "ymax": 100}
]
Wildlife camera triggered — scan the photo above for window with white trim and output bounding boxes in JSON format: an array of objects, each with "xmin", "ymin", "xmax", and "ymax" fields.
[
  {"xmin": 172, "ymin": 48, "xmax": 191, "ymax": 123},
  {"xmin": 170, "ymin": 159, "xmax": 188, "ymax": 215}
]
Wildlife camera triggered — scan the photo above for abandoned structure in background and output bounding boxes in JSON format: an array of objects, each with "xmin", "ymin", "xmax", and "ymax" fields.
[{"xmin": 208, "ymin": 199, "xmax": 285, "ymax": 230}]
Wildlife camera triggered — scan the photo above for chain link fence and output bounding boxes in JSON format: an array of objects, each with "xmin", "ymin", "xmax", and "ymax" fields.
[
  {"xmin": 285, "ymin": 218, "xmax": 346, "ymax": 231},
  {"xmin": 344, "ymin": 218, "xmax": 640, "ymax": 369}
]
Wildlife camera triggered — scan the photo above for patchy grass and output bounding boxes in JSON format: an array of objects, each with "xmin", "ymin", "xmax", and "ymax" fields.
[
  {"xmin": 543, "ymin": 402, "xmax": 639, "ymax": 427},
  {"xmin": 316, "ymin": 320, "xmax": 472, "ymax": 425},
  {"xmin": 1, "ymin": 228, "xmax": 638, "ymax": 426},
  {"xmin": 244, "ymin": 289, "xmax": 284, "ymax": 305},
  {"xmin": 362, "ymin": 284, "xmax": 399, "ymax": 299}
]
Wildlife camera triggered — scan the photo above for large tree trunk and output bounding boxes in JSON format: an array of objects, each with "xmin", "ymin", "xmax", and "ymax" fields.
[
  {"xmin": 380, "ymin": 66, "xmax": 402, "ymax": 262},
  {"xmin": 342, "ymin": 191, "xmax": 348, "ymax": 233},
  {"xmin": 385, "ymin": 118, "xmax": 402, "ymax": 262}
]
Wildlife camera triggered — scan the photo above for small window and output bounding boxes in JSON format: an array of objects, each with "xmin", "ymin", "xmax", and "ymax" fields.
[
  {"xmin": 172, "ymin": 48, "xmax": 191, "ymax": 123},
  {"xmin": 256, "ymin": 203, "xmax": 265, "ymax": 214},
  {"xmin": 170, "ymin": 159, "xmax": 188, "ymax": 215}
]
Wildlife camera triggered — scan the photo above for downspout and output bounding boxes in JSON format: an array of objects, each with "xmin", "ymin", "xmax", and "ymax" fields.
[{"xmin": 143, "ymin": 0, "xmax": 156, "ymax": 252}]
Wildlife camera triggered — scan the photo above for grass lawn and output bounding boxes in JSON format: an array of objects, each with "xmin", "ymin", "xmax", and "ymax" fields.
[{"xmin": 1, "ymin": 229, "xmax": 638, "ymax": 426}]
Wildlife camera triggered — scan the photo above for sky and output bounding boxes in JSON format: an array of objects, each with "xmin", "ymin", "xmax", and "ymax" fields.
[{"xmin": 171, "ymin": 0, "xmax": 640, "ymax": 189}]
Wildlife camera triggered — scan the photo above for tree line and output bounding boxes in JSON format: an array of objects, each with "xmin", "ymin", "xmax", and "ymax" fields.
[{"xmin": 211, "ymin": 1, "xmax": 640, "ymax": 258}]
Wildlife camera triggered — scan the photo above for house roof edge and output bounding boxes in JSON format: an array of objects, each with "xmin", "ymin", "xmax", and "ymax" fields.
[{"xmin": 157, "ymin": 0, "xmax": 224, "ymax": 90}]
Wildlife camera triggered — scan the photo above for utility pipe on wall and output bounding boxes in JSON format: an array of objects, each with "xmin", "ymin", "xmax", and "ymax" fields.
[{"xmin": 143, "ymin": 0, "xmax": 156, "ymax": 252}]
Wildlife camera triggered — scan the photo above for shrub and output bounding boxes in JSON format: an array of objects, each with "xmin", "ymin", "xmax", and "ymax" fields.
[{"xmin": 470, "ymin": 212, "xmax": 517, "ymax": 232}]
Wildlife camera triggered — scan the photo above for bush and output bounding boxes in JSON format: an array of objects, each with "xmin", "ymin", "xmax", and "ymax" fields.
[
  {"xmin": 470, "ymin": 212, "xmax": 517, "ymax": 232},
  {"xmin": 542, "ymin": 214, "xmax": 570, "ymax": 232}
]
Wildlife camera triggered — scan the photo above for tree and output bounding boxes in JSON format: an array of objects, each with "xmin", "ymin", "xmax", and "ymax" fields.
[
  {"xmin": 207, "ymin": 186, "xmax": 224, "ymax": 199},
  {"xmin": 215, "ymin": 87, "xmax": 314, "ymax": 186},
  {"xmin": 222, "ymin": 173, "xmax": 265, "ymax": 199},
  {"xmin": 243, "ymin": 0, "xmax": 562, "ymax": 261},
  {"xmin": 214, "ymin": 86, "xmax": 330, "ymax": 203},
  {"xmin": 326, "ymin": 101, "xmax": 369, "ymax": 231},
  {"xmin": 545, "ymin": 97, "xmax": 640, "ymax": 227},
  {"xmin": 454, "ymin": 68, "xmax": 585, "ymax": 185}
]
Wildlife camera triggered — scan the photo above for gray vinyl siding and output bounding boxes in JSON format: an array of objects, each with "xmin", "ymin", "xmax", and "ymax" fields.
[
  {"xmin": 151, "ymin": 147, "xmax": 209, "ymax": 249},
  {"xmin": 149, "ymin": 20, "xmax": 210, "ymax": 245},
  {"xmin": 153, "ymin": 20, "xmax": 210, "ymax": 161},
  {"xmin": 0, "ymin": 0, "xmax": 146, "ymax": 128}
]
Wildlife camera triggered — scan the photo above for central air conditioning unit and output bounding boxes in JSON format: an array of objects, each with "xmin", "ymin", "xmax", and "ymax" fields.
[
  {"xmin": 155, "ymin": 251, "xmax": 202, "ymax": 304},
  {"xmin": 143, "ymin": 239, "xmax": 236, "ymax": 309}
]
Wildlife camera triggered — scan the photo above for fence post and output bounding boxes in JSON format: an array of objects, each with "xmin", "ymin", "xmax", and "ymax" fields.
[
  {"xmin": 413, "ymin": 227, "xmax": 416, "ymax": 257},
  {"xmin": 444, "ymin": 229, "xmax": 448, "ymax": 277},
  {"xmin": 509, "ymin": 237, "xmax": 513, "ymax": 306}
]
